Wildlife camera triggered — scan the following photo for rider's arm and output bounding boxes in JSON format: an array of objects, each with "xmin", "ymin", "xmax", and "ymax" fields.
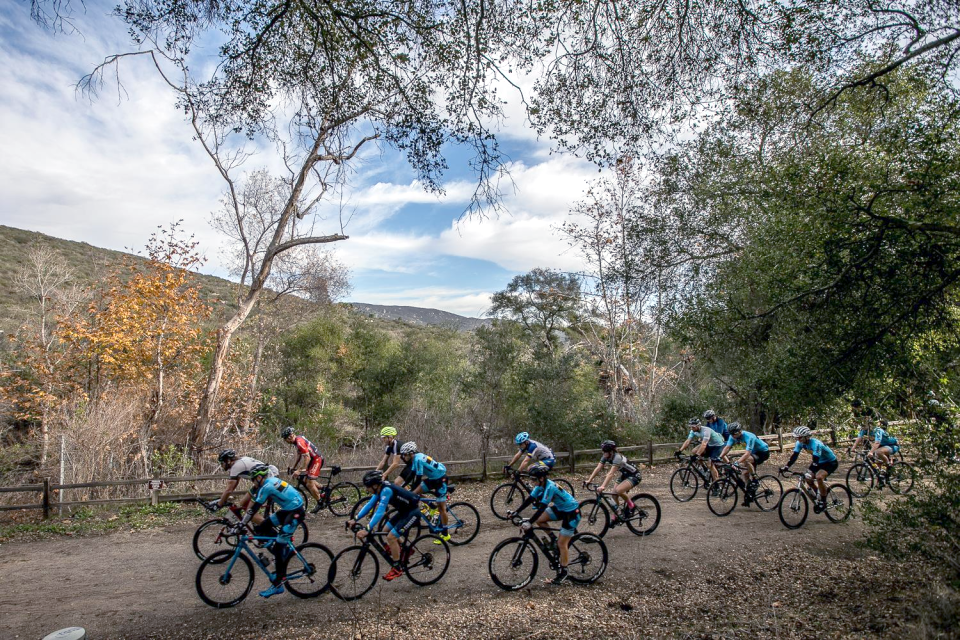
[
  {"xmin": 384, "ymin": 457, "xmax": 402, "ymax": 481},
  {"xmin": 678, "ymin": 437, "xmax": 692, "ymax": 453},
  {"xmin": 585, "ymin": 462, "xmax": 603, "ymax": 484},
  {"xmin": 290, "ymin": 453, "xmax": 304, "ymax": 472},
  {"xmin": 376, "ymin": 453, "xmax": 389, "ymax": 472},
  {"xmin": 507, "ymin": 451, "xmax": 522, "ymax": 468},
  {"xmin": 240, "ymin": 487, "xmax": 267, "ymax": 525},
  {"xmin": 516, "ymin": 454, "xmax": 531, "ymax": 473},
  {"xmin": 785, "ymin": 448, "xmax": 801, "ymax": 468},
  {"xmin": 355, "ymin": 494, "xmax": 378, "ymax": 521},
  {"xmin": 366, "ymin": 489, "xmax": 393, "ymax": 531},
  {"xmin": 217, "ymin": 478, "xmax": 240, "ymax": 508},
  {"xmin": 598, "ymin": 466, "xmax": 617, "ymax": 490}
]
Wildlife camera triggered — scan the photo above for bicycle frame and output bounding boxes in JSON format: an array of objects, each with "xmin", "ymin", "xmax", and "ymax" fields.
[
  {"xmin": 345, "ymin": 525, "xmax": 430, "ymax": 573},
  {"xmin": 676, "ymin": 454, "xmax": 713, "ymax": 486},
  {"xmin": 416, "ymin": 496, "xmax": 463, "ymax": 535},
  {"xmin": 217, "ymin": 532, "xmax": 310, "ymax": 582}
]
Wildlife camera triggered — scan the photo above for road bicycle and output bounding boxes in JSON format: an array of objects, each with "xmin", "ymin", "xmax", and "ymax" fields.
[
  {"xmin": 349, "ymin": 485, "xmax": 481, "ymax": 546},
  {"xmin": 288, "ymin": 465, "xmax": 361, "ymax": 516},
  {"xmin": 328, "ymin": 522, "xmax": 451, "ymax": 601},
  {"xmin": 777, "ymin": 469, "xmax": 852, "ymax": 530},
  {"xmin": 488, "ymin": 515, "xmax": 607, "ymax": 590},
  {"xmin": 191, "ymin": 498, "xmax": 309, "ymax": 561},
  {"xmin": 194, "ymin": 525, "xmax": 333, "ymax": 608},
  {"xmin": 706, "ymin": 461, "xmax": 783, "ymax": 517},
  {"xmin": 577, "ymin": 482, "xmax": 661, "ymax": 538},
  {"xmin": 490, "ymin": 469, "xmax": 577, "ymax": 520},
  {"xmin": 669, "ymin": 453, "xmax": 717, "ymax": 502},
  {"xmin": 845, "ymin": 451, "xmax": 916, "ymax": 498}
]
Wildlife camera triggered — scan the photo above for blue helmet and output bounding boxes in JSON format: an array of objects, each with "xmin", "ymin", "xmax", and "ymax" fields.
[{"xmin": 514, "ymin": 432, "xmax": 530, "ymax": 445}]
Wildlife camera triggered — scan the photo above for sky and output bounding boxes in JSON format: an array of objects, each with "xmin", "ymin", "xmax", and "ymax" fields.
[{"xmin": 0, "ymin": 0, "xmax": 600, "ymax": 318}]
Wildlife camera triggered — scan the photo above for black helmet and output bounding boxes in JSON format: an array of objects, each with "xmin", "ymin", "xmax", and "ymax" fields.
[
  {"xmin": 362, "ymin": 470, "xmax": 384, "ymax": 488},
  {"xmin": 281, "ymin": 426, "xmax": 295, "ymax": 439},
  {"xmin": 217, "ymin": 449, "xmax": 237, "ymax": 464},
  {"xmin": 527, "ymin": 464, "xmax": 550, "ymax": 479},
  {"xmin": 601, "ymin": 440, "xmax": 616, "ymax": 452},
  {"xmin": 728, "ymin": 422, "xmax": 743, "ymax": 435},
  {"xmin": 688, "ymin": 417, "xmax": 701, "ymax": 427},
  {"xmin": 249, "ymin": 464, "xmax": 271, "ymax": 482}
]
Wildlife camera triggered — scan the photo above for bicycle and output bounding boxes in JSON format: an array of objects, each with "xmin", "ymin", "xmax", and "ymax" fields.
[
  {"xmin": 288, "ymin": 465, "xmax": 361, "ymax": 516},
  {"xmin": 328, "ymin": 522, "xmax": 451, "ymax": 601},
  {"xmin": 845, "ymin": 451, "xmax": 916, "ymax": 498},
  {"xmin": 706, "ymin": 461, "xmax": 783, "ymax": 517},
  {"xmin": 577, "ymin": 482, "xmax": 661, "ymax": 538},
  {"xmin": 488, "ymin": 514, "xmax": 607, "ymax": 590},
  {"xmin": 777, "ymin": 469, "xmax": 852, "ymax": 529},
  {"xmin": 669, "ymin": 453, "xmax": 717, "ymax": 502},
  {"xmin": 349, "ymin": 484, "xmax": 480, "ymax": 544},
  {"xmin": 490, "ymin": 469, "xmax": 577, "ymax": 520},
  {"xmin": 191, "ymin": 498, "xmax": 309, "ymax": 561},
  {"xmin": 194, "ymin": 524, "xmax": 333, "ymax": 608}
]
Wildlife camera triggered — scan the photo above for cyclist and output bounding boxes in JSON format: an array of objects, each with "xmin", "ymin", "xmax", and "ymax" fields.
[
  {"xmin": 281, "ymin": 426, "xmax": 325, "ymax": 514},
  {"xmin": 703, "ymin": 409, "xmax": 730, "ymax": 441},
  {"xmin": 347, "ymin": 470, "xmax": 420, "ymax": 581},
  {"xmin": 234, "ymin": 463, "xmax": 306, "ymax": 598},
  {"xmin": 584, "ymin": 440, "xmax": 640, "ymax": 520},
  {"xmin": 864, "ymin": 420, "xmax": 901, "ymax": 469},
  {"xmin": 780, "ymin": 426, "xmax": 838, "ymax": 511},
  {"xmin": 505, "ymin": 432, "xmax": 556, "ymax": 474},
  {"xmin": 210, "ymin": 449, "xmax": 279, "ymax": 525},
  {"xmin": 677, "ymin": 417, "xmax": 725, "ymax": 486},
  {"xmin": 399, "ymin": 442, "xmax": 450, "ymax": 542},
  {"xmin": 718, "ymin": 423, "xmax": 770, "ymax": 507},
  {"xmin": 507, "ymin": 464, "xmax": 580, "ymax": 585},
  {"xmin": 376, "ymin": 426, "xmax": 406, "ymax": 482},
  {"xmin": 849, "ymin": 399, "xmax": 883, "ymax": 454}
]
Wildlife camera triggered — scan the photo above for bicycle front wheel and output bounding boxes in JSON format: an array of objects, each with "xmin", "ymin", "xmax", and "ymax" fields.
[
  {"xmin": 285, "ymin": 542, "xmax": 334, "ymax": 598},
  {"xmin": 567, "ymin": 533, "xmax": 607, "ymax": 584},
  {"xmin": 707, "ymin": 478, "xmax": 738, "ymax": 516},
  {"xmin": 778, "ymin": 488, "xmax": 808, "ymax": 529},
  {"xmin": 625, "ymin": 493, "xmax": 661, "ymax": 536},
  {"xmin": 192, "ymin": 518, "xmax": 236, "ymax": 561},
  {"xmin": 846, "ymin": 463, "xmax": 874, "ymax": 498},
  {"xmin": 488, "ymin": 537, "xmax": 538, "ymax": 591},
  {"xmin": 195, "ymin": 550, "xmax": 254, "ymax": 608},
  {"xmin": 753, "ymin": 475, "xmax": 783, "ymax": 512},
  {"xmin": 888, "ymin": 463, "xmax": 916, "ymax": 495},
  {"xmin": 405, "ymin": 535, "xmax": 451, "ymax": 586},
  {"xmin": 446, "ymin": 502, "xmax": 481, "ymax": 545},
  {"xmin": 328, "ymin": 482, "xmax": 362, "ymax": 516},
  {"xmin": 490, "ymin": 483, "xmax": 524, "ymax": 520},
  {"xmin": 576, "ymin": 499, "xmax": 610, "ymax": 537},
  {"xmin": 329, "ymin": 545, "xmax": 378, "ymax": 601},
  {"xmin": 824, "ymin": 484, "xmax": 853, "ymax": 523},
  {"xmin": 670, "ymin": 467, "xmax": 699, "ymax": 502}
]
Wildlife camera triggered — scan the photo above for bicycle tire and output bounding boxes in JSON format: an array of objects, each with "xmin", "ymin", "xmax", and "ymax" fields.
[
  {"xmin": 329, "ymin": 545, "xmax": 378, "ymax": 601},
  {"xmin": 192, "ymin": 518, "xmax": 235, "ymax": 561},
  {"xmin": 752, "ymin": 475, "xmax": 783, "ymax": 512},
  {"xmin": 625, "ymin": 493, "xmax": 661, "ymax": 536},
  {"xmin": 846, "ymin": 463, "xmax": 874, "ymax": 498},
  {"xmin": 888, "ymin": 463, "xmax": 915, "ymax": 495},
  {"xmin": 707, "ymin": 478, "xmax": 738, "ymax": 516},
  {"xmin": 351, "ymin": 494, "xmax": 376, "ymax": 521},
  {"xmin": 824, "ymin": 484, "xmax": 853, "ymax": 523},
  {"xmin": 488, "ymin": 536, "xmax": 538, "ymax": 591},
  {"xmin": 566, "ymin": 533, "xmax": 607, "ymax": 584},
  {"xmin": 553, "ymin": 478, "xmax": 576, "ymax": 497},
  {"xmin": 670, "ymin": 467, "xmax": 699, "ymax": 502},
  {"xmin": 577, "ymin": 499, "xmax": 610, "ymax": 537},
  {"xmin": 490, "ymin": 483, "xmax": 525, "ymax": 520},
  {"xmin": 405, "ymin": 534, "xmax": 451, "ymax": 586},
  {"xmin": 195, "ymin": 550, "xmax": 254, "ymax": 608},
  {"xmin": 446, "ymin": 502, "xmax": 481, "ymax": 545},
  {"xmin": 778, "ymin": 488, "xmax": 808, "ymax": 529},
  {"xmin": 294, "ymin": 485, "xmax": 311, "ymax": 513},
  {"xmin": 328, "ymin": 482, "xmax": 361, "ymax": 517},
  {"xmin": 285, "ymin": 542, "xmax": 334, "ymax": 598}
]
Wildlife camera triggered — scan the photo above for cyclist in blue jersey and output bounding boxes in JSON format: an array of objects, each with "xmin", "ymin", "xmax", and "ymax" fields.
[
  {"xmin": 703, "ymin": 409, "xmax": 730, "ymax": 441},
  {"xmin": 864, "ymin": 421, "xmax": 901, "ymax": 468},
  {"xmin": 234, "ymin": 464, "xmax": 306, "ymax": 598},
  {"xmin": 348, "ymin": 470, "xmax": 421, "ymax": 581},
  {"xmin": 718, "ymin": 423, "xmax": 770, "ymax": 507},
  {"xmin": 781, "ymin": 426, "xmax": 838, "ymax": 511},
  {"xmin": 399, "ymin": 442, "xmax": 451, "ymax": 542},
  {"xmin": 505, "ymin": 432, "xmax": 556, "ymax": 474},
  {"xmin": 507, "ymin": 464, "xmax": 581, "ymax": 585},
  {"xmin": 849, "ymin": 399, "xmax": 883, "ymax": 454},
  {"xmin": 677, "ymin": 418, "xmax": 726, "ymax": 486}
]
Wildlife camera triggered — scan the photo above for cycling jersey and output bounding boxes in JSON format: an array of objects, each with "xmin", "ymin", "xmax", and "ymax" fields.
[
  {"xmin": 252, "ymin": 477, "xmax": 305, "ymax": 511},
  {"xmin": 521, "ymin": 439, "xmax": 555, "ymax": 463},
  {"xmin": 530, "ymin": 480, "xmax": 579, "ymax": 513},
  {"xmin": 689, "ymin": 426, "xmax": 725, "ymax": 447},
  {"xmin": 600, "ymin": 452, "xmax": 638, "ymax": 476},
  {"xmin": 228, "ymin": 457, "xmax": 279, "ymax": 480},
  {"xmin": 706, "ymin": 418, "xmax": 729, "ymax": 440},
  {"xmin": 356, "ymin": 482, "xmax": 420, "ymax": 530},
  {"xmin": 725, "ymin": 431, "xmax": 770, "ymax": 454},
  {"xmin": 793, "ymin": 438, "xmax": 837, "ymax": 463},
  {"xmin": 410, "ymin": 452, "xmax": 446, "ymax": 480},
  {"xmin": 384, "ymin": 440, "xmax": 405, "ymax": 457},
  {"xmin": 293, "ymin": 435, "xmax": 322, "ymax": 460},
  {"xmin": 871, "ymin": 428, "xmax": 898, "ymax": 448}
]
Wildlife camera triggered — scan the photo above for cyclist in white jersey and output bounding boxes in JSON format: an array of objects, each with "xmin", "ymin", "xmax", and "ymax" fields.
[{"xmin": 211, "ymin": 449, "xmax": 278, "ymax": 525}]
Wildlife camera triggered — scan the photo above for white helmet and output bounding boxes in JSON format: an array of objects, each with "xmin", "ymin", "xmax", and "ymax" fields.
[
  {"xmin": 792, "ymin": 426, "xmax": 812, "ymax": 439},
  {"xmin": 400, "ymin": 442, "xmax": 418, "ymax": 455}
]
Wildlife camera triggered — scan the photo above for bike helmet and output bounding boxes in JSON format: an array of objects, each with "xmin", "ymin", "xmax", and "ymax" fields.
[
  {"xmin": 601, "ymin": 440, "xmax": 616, "ymax": 452},
  {"xmin": 728, "ymin": 422, "xmax": 742, "ymax": 435},
  {"xmin": 527, "ymin": 464, "xmax": 550, "ymax": 479},
  {"xmin": 217, "ymin": 449, "xmax": 237, "ymax": 465},
  {"xmin": 703, "ymin": 409, "xmax": 716, "ymax": 420},
  {"xmin": 793, "ymin": 426, "xmax": 812, "ymax": 439},
  {"xmin": 249, "ymin": 464, "xmax": 271, "ymax": 482},
  {"xmin": 400, "ymin": 441, "xmax": 418, "ymax": 455},
  {"xmin": 280, "ymin": 426, "xmax": 295, "ymax": 439},
  {"xmin": 362, "ymin": 470, "xmax": 384, "ymax": 487},
  {"xmin": 688, "ymin": 417, "xmax": 701, "ymax": 427},
  {"xmin": 515, "ymin": 432, "xmax": 530, "ymax": 445},
  {"xmin": 380, "ymin": 426, "xmax": 398, "ymax": 437}
]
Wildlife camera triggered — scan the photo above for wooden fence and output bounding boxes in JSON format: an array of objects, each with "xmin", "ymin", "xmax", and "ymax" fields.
[{"xmin": 1, "ymin": 427, "xmax": 856, "ymax": 519}]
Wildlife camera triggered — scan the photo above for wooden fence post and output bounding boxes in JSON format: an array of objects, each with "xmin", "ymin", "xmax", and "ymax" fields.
[
  {"xmin": 480, "ymin": 450, "xmax": 487, "ymax": 482},
  {"xmin": 151, "ymin": 488, "xmax": 160, "ymax": 506},
  {"xmin": 42, "ymin": 478, "xmax": 50, "ymax": 520},
  {"xmin": 647, "ymin": 441, "xmax": 654, "ymax": 467},
  {"xmin": 777, "ymin": 428, "xmax": 783, "ymax": 452}
]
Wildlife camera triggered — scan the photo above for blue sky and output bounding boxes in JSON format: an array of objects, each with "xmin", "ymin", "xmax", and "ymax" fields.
[{"xmin": 0, "ymin": 0, "xmax": 599, "ymax": 317}]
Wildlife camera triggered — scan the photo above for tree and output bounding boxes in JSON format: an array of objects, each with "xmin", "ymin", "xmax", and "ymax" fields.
[{"xmin": 489, "ymin": 268, "xmax": 583, "ymax": 351}]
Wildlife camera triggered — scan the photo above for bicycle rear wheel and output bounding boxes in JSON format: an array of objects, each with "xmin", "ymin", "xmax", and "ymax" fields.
[
  {"xmin": 778, "ymin": 488, "xmax": 808, "ymax": 529},
  {"xmin": 576, "ymin": 499, "xmax": 610, "ymax": 537},
  {"xmin": 285, "ymin": 542, "xmax": 334, "ymax": 598},
  {"xmin": 446, "ymin": 502, "xmax": 481, "ymax": 545},
  {"xmin": 824, "ymin": 484, "xmax": 853, "ymax": 523},
  {"xmin": 753, "ymin": 475, "xmax": 783, "ymax": 512},
  {"xmin": 405, "ymin": 535, "xmax": 451, "ymax": 586},
  {"xmin": 488, "ymin": 537, "xmax": 538, "ymax": 591},
  {"xmin": 888, "ymin": 463, "xmax": 916, "ymax": 495},
  {"xmin": 329, "ymin": 545, "xmax": 378, "ymax": 601},
  {"xmin": 707, "ymin": 478, "xmax": 738, "ymax": 516},
  {"xmin": 553, "ymin": 478, "xmax": 576, "ymax": 497},
  {"xmin": 846, "ymin": 463, "xmax": 874, "ymax": 498},
  {"xmin": 490, "ymin": 483, "xmax": 525, "ymax": 520},
  {"xmin": 192, "ymin": 518, "xmax": 236, "ymax": 561},
  {"xmin": 350, "ymin": 494, "xmax": 374, "ymax": 520},
  {"xmin": 328, "ymin": 482, "xmax": 361, "ymax": 516},
  {"xmin": 195, "ymin": 550, "xmax": 254, "ymax": 608},
  {"xmin": 566, "ymin": 533, "xmax": 607, "ymax": 584},
  {"xmin": 625, "ymin": 493, "xmax": 661, "ymax": 536},
  {"xmin": 670, "ymin": 467, "xmax": 699, "ymax": 502},
  {"xmin": 295, "ymin": 486, "xmax": 311, "ymax": 513}
]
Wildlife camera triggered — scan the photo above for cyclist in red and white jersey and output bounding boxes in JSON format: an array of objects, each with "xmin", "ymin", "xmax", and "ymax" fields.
[{"xmin": 282, "ymin": 426, "xmax": 325, "ymax": 513}]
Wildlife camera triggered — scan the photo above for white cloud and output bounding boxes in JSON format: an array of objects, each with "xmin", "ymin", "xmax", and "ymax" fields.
[{"xmin": 358, "ymin": 287, "xmax": 494, "ymax": 317}]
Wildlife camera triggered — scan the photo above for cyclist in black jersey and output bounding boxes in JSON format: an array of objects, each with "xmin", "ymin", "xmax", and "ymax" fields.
[
  {"xmin": 376, "ymin": 426, "xmax": 406, "ymax": 482},
  {"xmin": 348, "ymin": 470, "xmax": 421, "ymax": 581}
]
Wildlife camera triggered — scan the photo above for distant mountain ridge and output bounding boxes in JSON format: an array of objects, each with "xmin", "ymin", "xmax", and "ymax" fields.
[{"xmin": 348, "ymin": 303, "xmax": 491, "ymax": 331}]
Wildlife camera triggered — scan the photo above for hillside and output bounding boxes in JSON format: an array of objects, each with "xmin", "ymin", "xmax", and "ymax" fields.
[{"xmin": 349, "ymin": 303, "xmax": 490, "ymax": 331}]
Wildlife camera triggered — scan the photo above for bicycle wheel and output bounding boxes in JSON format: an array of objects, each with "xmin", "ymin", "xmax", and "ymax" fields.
[
  {"xmin": 576, "ymin": 499, "xmax": 610, "ymax": 537},
  {"xmin": 824, "ymin": 484, "xmax": 853, "ymax": 523},
  {"xmin": 625, "ymin": 493, "xmax": 661, "ymax": 536},
  {"xmin": 669, "ymin": 467, "xmax": 699, "ymax": 502},
  {"xmin": 328, "ymin": 482, "xmax": 361, "ymax": 516},
  {"xmin": 778, "ymin": 488, "xmax": 808, "ymax": 529},
  {"xmin": 753, "ymin": 475, "xmax": 783, "ymax": 512},
  {"xmin": 566, "ymin": 533, "xmax": 608, "ymax": 584},
  {"xmin": 488, "ymin": 536, "xmax": 538, "ymax": 591},
  {"xmin": 195, "ymin": 550, "xmax": 254, "ymax": 608},
  {"xmin": 285, "ymin": 542, "xmax": 334, "ymax": 598},
  {"xmin": 295, "ymin": 486, "xmax": 311, "ymax": 513},
  {"xmin": 553, "ymin": 478, "xmax": 576, "ymax": 497},
  {"xmin": 404, "ymin": 534, "xmax": 451, "ymax": 586},
  {"xmin": 707, "ymin": 478, "xmax": 738, "ymax": 516},
  {"xmin": 490, "ymin": 483, "xmax": 525, "ymax": 520},
  {"xmin": 192, "ymin": 519, "xmax": 236, "ymax": 561},
  {"xmin": 888, "ymin": 463, "xmax": 916, "ymax": 495},
  {"xmin": 846, "ymin": 463, "xmax": 874, "ymax": 498},
  {"xmin": 446, "ymin": 502, "xmax": 481, "ymax": 545},
  {"xmin": 329, "ymin": 545, "xmax": 379, "ymax": 601},
  {"xmin": 350, "ymin": 494, "xmax": 375, "ymax": 520}
]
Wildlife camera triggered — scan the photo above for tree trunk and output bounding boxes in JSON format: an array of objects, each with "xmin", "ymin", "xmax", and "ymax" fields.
[{"xmin": 240, "ymin": 314, "xmax": 266, "ymax": 434}]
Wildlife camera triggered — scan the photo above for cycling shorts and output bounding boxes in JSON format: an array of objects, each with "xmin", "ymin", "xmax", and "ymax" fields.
[
  {"xmin": 255, "ymin": 505, "xmax": 305, "ymax": 540},
  {"xmin": 387, "ymin": 508, "xmax": 418, "ymax": 537},
  {"xmin": 423, "ymin": 476, "xmax": 449, "ymax": 502},
  {"xmin": 546, "ymin": 507, "xmax": 581, "ymax": 537},
  {"xmin": 305, "ymin": 455, "xmax": 324, "ymax": 479},
  {"xmin": 881, "ymin": 445, "xmax": 901, "ymax": 455},
  {"xmin": 705, "ymin": 445, "xmax": 724, "ymax": 461},
  {"xmin": 751, "ymin": 449, "xmax": 770, "ymax": 466},
  {"xmin": 537, "ymin": 458, "xmax": 556, "ymax": 469},
  {"xmin": 618, "ymin": 470, "xmax": 641, "ymax": 488},
  {"xmin": 808, "ymin": 459, "xmax": 839, "ymax": 477}
]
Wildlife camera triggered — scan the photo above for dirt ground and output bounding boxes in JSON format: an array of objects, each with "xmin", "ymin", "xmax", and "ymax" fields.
[{"xmin": 1, "ymin": 456, "xmax": 953, "ymax": 639}]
